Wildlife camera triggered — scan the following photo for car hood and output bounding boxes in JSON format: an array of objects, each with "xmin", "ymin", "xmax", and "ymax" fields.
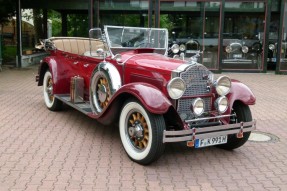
[{"xmin": 122, "ymin": 52, "xmax": 185, "ymax": 73}]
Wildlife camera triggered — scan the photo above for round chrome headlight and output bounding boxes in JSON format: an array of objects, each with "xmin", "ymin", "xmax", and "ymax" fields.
[
  {"xmin": 179, "ymin": 44, "xmax": 186, "ymax": 51},
  {"xmin": 214, "ymin": 76, "xmax": 231, "ymax": 96},
  {"xmin": 269, "ymin": 44, "xmax": 275, "ymax": 50},
  {"xmin": 192, "ymin": 98, "xmax": 205, "ymax": 116},
  {"xmin": 242, "ymin": 46, "xmax": 249, "ymax": 53},
  {"xmin": 215, "ymin": 96, "xmax": 228, "ymax": 114},
  {"xmin": 167, "ymin": 77, "xmax": 186, "ymax": 99},
  {"xmin": 225, "ymin": 46, "xmax": 232, "ymax": 53},
  {"xmin": 171, "ymin": 44, "xmax": 180, "ymax": 54}
]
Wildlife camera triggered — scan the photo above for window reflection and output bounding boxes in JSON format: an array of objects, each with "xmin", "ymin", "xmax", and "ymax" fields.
[
  {"xmin": 222, "ymin": 2, "xmax": 265, "ymax": 70},
  {"xmin": 160, "ymin": 1, "xmax": 221, "ymax": 70},
  {"xmin": 279, "ymin": 1, "xmax": 287, "ymax": 71},
  {"xmin": 99, "ymin": 0, "xmax": 149, "ymax": 27}
]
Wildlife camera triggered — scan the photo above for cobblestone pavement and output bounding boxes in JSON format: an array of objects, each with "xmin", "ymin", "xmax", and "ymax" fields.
[{"xmin": 0, "ymin": 66, "xmax": 286, "ymax": 191}]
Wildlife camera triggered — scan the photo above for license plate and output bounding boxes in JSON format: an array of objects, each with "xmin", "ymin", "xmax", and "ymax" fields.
[
  {"xmin": 233, "ymin": 54, "xmax": 242, "ymax": 58},
  {"xmin": 195, "ymin": 135, "xmax": 227, "ymax": 148}
]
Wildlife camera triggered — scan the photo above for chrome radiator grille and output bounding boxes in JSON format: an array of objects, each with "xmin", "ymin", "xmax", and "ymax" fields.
[
  {"xmin": 180, "ymin": 64, "xmax": 211, "ymax": 97},
  {"xmin": 177, "ymin": 97, "xmax": 211, "ymax": 120},
  {"xmin": 177, "ymin": 64, "xmax": 212, "ymax": 120}
]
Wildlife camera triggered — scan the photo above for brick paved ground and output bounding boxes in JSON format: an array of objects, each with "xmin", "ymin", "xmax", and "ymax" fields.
[{"xmin": 0, "ymin": 66, "xmax": 286, "ymax": 191}]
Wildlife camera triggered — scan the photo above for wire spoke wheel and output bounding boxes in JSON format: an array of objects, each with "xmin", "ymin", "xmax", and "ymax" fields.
[
  {"xmin": 43, "ymin": 70, "xmax": 62, "ymax": 111},
  {"xmin": 119, "ymin": 99, "xmax": 165, "ymax": 165},
  {"xmin": 47, "ymin": 78, "xmax": 54, "ymax": 102},
  {"xmin": 96, "ymin": 77, "xmax": 111, "ymax": 109},
  {"xmin": 128, "ymin": 111, "xmax": 149, "ymax": 151}
]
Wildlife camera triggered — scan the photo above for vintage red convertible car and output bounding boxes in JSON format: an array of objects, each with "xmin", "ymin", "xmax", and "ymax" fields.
[{"xmin": 36, "ymin": 25, "xmax": 256, "ymax": 165}]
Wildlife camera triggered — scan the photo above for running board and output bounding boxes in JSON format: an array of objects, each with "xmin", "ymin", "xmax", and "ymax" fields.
[{"xmin": 54, "ymin": 94, "xmax": 92, "ymax": 115}]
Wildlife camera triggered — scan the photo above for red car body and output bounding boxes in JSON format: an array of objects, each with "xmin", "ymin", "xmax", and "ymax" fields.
[{"xmin": 36, "ymin": 26, "xmax": 256, "ymax": 165}]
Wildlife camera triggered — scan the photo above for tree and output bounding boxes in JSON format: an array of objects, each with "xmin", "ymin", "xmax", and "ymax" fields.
[{"xmin": 0, "ymin": 0, "xmax": 15, "ymax": 26}]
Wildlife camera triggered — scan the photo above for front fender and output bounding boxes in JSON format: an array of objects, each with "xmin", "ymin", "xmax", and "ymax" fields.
[
  {"xmin": 226, "ymin": 80, "xmax": 256, "ymax": 113},
  {"xmin": 88, "ymin": 82, "xmax": 173, "ymax": 125},
  {"xmin": 114, "ymin": 83, "xmax": 173, "ymax": 114}
]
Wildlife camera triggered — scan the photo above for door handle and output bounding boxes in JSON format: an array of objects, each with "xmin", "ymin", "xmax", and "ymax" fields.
[
  {"xmin": 84, "ymin": 64, "xmax": 89, "ymax": 67},
  {"xmin": 73, "ymin": 61, "xmax": 79, "ymax": 65}
]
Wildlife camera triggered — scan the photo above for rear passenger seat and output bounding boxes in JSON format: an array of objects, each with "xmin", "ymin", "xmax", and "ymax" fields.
[{"xmin": 49, "ymin": 37, "xmax": 105, "ymax": 55}]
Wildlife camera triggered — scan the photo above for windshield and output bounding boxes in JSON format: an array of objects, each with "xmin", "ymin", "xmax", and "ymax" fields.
[{"xmin": 104, "ymin": 25, "xmax": 168, "ymax": 56}]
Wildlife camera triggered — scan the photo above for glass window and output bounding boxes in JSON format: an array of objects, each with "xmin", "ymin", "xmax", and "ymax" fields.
[
  {"xmin": 279, "ymin": 1, "xmax": 287, "ymax": 71},
  {"xmin": 222, "ymin": 2, "xmax": 266, "ymax": 71},
  {"xmin": 99, "ymin": 0, "xmax": 150, "ymax": 27},
  {"xmin": 160, "ymin": 1, "xmax": 221, "ymax": 70}
]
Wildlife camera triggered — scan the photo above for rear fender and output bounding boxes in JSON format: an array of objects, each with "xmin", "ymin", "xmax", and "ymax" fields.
[
  {"xmin": 38, "ymin": 57, "xmax": 59, "ymax": 86},
  {"xmin": 37, "ymin": 56, "xmax": 70, "ymax": 94}
]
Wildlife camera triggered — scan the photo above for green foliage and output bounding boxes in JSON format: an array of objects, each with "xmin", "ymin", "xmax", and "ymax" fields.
[
  {"xmin": 2, "ymin": 45, "xmax": 16, "ymax": 62},
  {"xmin": 67, "ymin": 14, "xmax": 89, "ymax": 37},
  {"xmin": 100, "ymin": 13, "xmax": 148, "ymax": 28},
  {"xmin": 159, "ymin": 15, "xmax": 174, "ymax": 31},
  {"xmin": 48, "ymin": 10, "xmax": 61, "ymax": 36}
]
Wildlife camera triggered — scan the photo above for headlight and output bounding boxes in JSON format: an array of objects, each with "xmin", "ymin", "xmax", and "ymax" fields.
[
  {"xmin": 167, "ymin": 77, "xmax": 186, "ymax": 99},
  {"xmin": 215, "ymin": 96, "xmax": 228, "ymax": 114},
  {"xmin": 192, "ymin": 98, "xmax": 205, "ymax": 116},
  {"xmin": 179, "ymin": 44, "xmax": 186, "ymax": 51},
  {"xmin": 214, "ymin": 76, "xmax": 231, "ymax": 96},
  {"xmin": 225, "ymin": 46, "xmax": 232, "ymax": 53},
  {"xmin": 269, "ymin": 44, "xmax": 275, "ymax": 50},
  {"xmin": 242, "ymin": 46, "xmax": 249, "ymax": 53},
  {"xmin": 171, "ymin": 44, "xmax": 180, "ymax": 54}
]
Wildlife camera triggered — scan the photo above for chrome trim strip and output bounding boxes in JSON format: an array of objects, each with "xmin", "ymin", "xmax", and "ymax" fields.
[
  {"xmin": 185, "ymin": 114, "xmax": 235, "ymax": 123},
  {"xmin": 163, "ymin": 120, "xmax": 256, "ymax": 143}
]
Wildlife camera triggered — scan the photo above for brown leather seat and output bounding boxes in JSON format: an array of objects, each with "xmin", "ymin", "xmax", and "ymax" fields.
[{"xmin": 50, "ymin": 37, "xmax": 105, "ymax": 55}]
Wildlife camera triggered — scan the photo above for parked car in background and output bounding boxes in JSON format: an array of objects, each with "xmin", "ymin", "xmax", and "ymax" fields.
[
  {"xmin": 267, "ymin": 32, "xmax": 287, "ymax": 69},
  {"xmin": 36, "ymin": 26, "xmax": 256, "ymax": 165},
  {"xmin": 222, "ymin": 33, "xmax": 262, "ymax": 69},
  {"xmin": 168, "ymin": 33, "xmax": 201, "ymax": 61}
]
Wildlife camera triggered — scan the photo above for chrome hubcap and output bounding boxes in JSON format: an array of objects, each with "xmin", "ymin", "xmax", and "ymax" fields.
[{"xmin": 128, "ymin": 121, "xmax": 144, "ymax": 141}]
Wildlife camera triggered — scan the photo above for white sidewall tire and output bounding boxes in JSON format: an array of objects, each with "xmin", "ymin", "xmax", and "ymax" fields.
[
  {"xmin": 119, "ymin": 101, "xmax": 152, "ymax": 161},
  {"xmin": 43, "ymin": 71, "xmax": 54, "ymax": 109}
]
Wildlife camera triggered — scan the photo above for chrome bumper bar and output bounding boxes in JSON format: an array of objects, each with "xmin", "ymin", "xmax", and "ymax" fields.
[
  {"xmin": 163, "ymin": 120, "xmax": 256, "ymax": 143},
  {"xmin": 185, "ymin": 114, "xmax": 235, "ymax": 123}
]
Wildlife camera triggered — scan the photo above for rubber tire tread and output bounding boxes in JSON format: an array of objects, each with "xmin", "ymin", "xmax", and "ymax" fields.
[
  {"xmin": 140, "ymin": 113, "xmax": 166, "ymax": 165},
  {"xmin": 217, "ymin": 102, "xmax": 252, "ymax": 150},
  {"xmin": 121, "ymin": 99, "xmax": 166, "ymax": 165}
]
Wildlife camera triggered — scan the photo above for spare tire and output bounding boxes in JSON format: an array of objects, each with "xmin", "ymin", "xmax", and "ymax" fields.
[{"xmin": 90, "ymin": 62, "xmax": 122, "ymax": 114}]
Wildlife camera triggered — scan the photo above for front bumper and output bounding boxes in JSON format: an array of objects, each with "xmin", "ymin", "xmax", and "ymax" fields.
[
  {"xmin": 163, "ymin": 120, "xmax": 256, "ymax": 143},
  {"xmin": 222, "ymin": 59, "xmax": 253, "ymax": 64}
]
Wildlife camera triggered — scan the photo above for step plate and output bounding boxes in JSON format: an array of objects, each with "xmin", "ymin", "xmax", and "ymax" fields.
[{"xmin": 55, "ymin": 94, "xmax": 92, "ymax": 114}]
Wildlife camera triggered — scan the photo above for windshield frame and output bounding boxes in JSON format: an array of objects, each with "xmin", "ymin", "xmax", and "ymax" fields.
[{"xmin": 104, "ymin": 25, "xmax": 169, "ymax": 57}]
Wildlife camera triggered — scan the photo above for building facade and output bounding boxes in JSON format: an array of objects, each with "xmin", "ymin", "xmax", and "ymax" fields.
[{"xmin": 88, "ymin": 0, "xmax": 286, "ymax": 74}]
